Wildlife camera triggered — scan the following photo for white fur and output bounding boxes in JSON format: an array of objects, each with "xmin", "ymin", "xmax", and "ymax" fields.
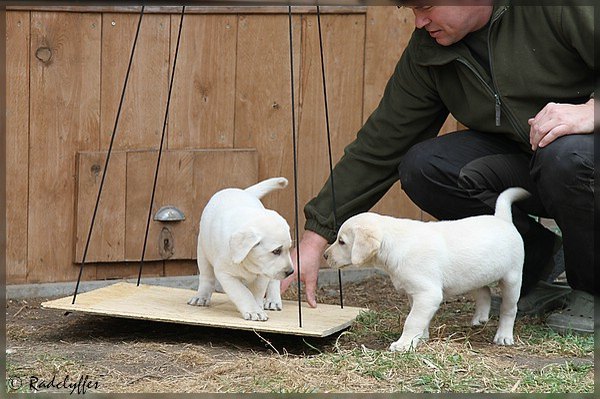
[
  {"xmin": 324, "ymin": 187, "xmax": 529, "ymax": 351},
  {"xmin": 188, "ymin": 177, "xmax": 294, "ymax": 321}
]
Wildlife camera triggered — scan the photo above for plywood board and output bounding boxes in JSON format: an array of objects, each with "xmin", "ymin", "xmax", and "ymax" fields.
[
  {"xmin": 6, "ymin": 11, "xmax": 30, "ymax": 284},
  {"xmin": 42, "ymin": 282, "xmax": 366, "ymax": 337}
]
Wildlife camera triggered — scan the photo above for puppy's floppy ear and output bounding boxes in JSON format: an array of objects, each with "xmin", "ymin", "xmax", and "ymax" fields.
[
  {"xmin": 350, "ymin": 225, "xmax": 381, "ymax": 265},
  {"xmin": 230, "ymin": 228, "xmax": 261, "ymax": 264}
]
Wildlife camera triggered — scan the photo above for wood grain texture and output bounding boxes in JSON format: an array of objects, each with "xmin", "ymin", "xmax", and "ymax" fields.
[
  {"xmin": 74, "ymin": 152, "xmax": 126, "ymax": 263},
  {"xmin": 28, "ymin": 12, "xmax": 101, "ymax": 283},
  {"xmin": 124, "ymin": 149, "xmax": 258, "ymax": 262},
  {"xmin": 146, "ymin": 150, "xmax": 195, "ymax": 260},
  {"xmin": 363, "ymin": 6, "xmax": 413, "ymax": 121},
  {"xmin": 191, "ymin": 149, "xmax": 259, "ymax": 235},
  {"xmin": 6, "ymin": 11, "xmax": 30, "ymax": 283},
  {"xmin": 125, "ymin": 150, "xmax": 157, "ymax": 261},
  {"xmin": 8, "ymin": 6, "xmax": 367, "ymax": 15},
  {"xmin": 296, "ymin": 13, "xmax": 365, "ymax": 234},
  {"xmin": 168, "ymin": 14, "xmax": 238, "ymax": 149},
  {"xmin": 363, "ymin": 6, "xmax": 422, "ymax": 221},
  {"xmin": 6, "ymin": 7, "xmax": 462, "ymax": 284},
  {"xmin": 94, "ymin": 261, "xmax": 164, "ymax": 281},
  {"xmin": 234, "ymin": 14, "xmax": 300, "ymax": 233},
  {"xmin": 100, "ymin": 13, "xmax": 170, "ymax": 151},
  {"xmin": 42, "ymin": 282, "xmax": 366, "ymax": 337}
]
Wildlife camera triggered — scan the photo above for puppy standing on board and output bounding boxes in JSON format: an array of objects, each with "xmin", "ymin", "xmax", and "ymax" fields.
[
  {"xmin": 188, "ymin": 177, "xmax": 294, "ymax": 321},
  {"xmin": 325, "ymin": 187, "xmax": 530, "ymax": 351}
]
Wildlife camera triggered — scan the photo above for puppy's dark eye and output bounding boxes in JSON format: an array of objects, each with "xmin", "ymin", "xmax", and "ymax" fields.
[
  {"xmin": 338, "ymin": 239, "xmax": 345, "ymax": 246},
  {"xmin": 272, "ymin": 248, "xmax": 282, "ymax": 256}
]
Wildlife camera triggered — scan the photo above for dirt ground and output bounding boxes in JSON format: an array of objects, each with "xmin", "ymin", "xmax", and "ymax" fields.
[{"xmin": 5, "ymin": 275, "xmax": 595, "ymax": 393}]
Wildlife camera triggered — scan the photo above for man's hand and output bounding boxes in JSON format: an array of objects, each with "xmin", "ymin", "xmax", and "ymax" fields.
[
  {"xmin": 529, "ymin": 99, "xmax": 594, "ymax": 151},
  {"xmin": 281, "ymin": 230, "xmax": 329, "ymax": 308}
]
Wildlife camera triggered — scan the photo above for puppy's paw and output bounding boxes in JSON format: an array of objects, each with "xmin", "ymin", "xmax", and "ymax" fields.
[
  {"xmin": 389, "ymin": 339, "xmax": 417, "ymax": 352},
  {"xmin": 187, "ymin": 295, "xmax": 211, "ymax": 307},
  {"xmin": 264, "ymin": 298, "xmax": 283, "ymax": 311},
  {"xmin": 493, "ymin": 333, "xmax": 514, "ymax": 346},
  {"xmin": 243, "ymin": 310, "xmax": 269, "ymax": 321},
  {"xmin": 471, "ymin": 314, "xmax": 489, "ymax": 326}
]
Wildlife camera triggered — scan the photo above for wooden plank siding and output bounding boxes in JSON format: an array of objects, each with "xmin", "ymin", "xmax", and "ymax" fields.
[
  {"xmin": 7, "ymin": 6, "xmax": 367, "ymax": 15},
  {"xmin": 6, "ymin": 11, "xmax": 30, "ymax": 284},
  {"xmin": 74, "ymin": 149, "xmax": 257, "ymax": 260},
  {"xmin": 100, "ymin": 13, "xmax": 170, "ymax": 151},
  {"xmin": 234, "ymin": 14, "xmax": 302, "ymax": 232},
  {"xmin": 74, "ymin": 151, "xmax": 126, "ymax": 263},
  {"xmin": 6, "ymin": 7, "xmax": 458, "ymax": 284},
  {"xmin": 363, "ymin": 6, "xmax": 421, "ymax": 221},
  {"xmin": 167, "ymin": 14, "xmax": 238, "ymax": 149},
  {"xmin": 27, "ymin": 12, "xmax": 101, "ymax": 283},
  {"xmin": 295, "ymin": 13, "xmax": 366, "ymax": 235}
]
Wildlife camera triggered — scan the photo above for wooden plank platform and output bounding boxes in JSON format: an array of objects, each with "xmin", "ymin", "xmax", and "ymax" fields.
[{"xmin": 41, "ymin": 282, "xmax": 366, "ymax": 337}]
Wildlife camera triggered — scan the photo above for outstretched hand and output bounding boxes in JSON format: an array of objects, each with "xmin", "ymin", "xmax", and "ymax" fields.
[
  {"xmin": 528, "ymin": 98, "xmax": 594, "ymax": 151},
  {"xmin": 281, "ymin": 230, "xmax": 329, "ymax": 308}
]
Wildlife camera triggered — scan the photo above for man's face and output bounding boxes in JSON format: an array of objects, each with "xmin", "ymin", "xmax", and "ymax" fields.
[{"xmin": 410, "ymin": 6, "xmax": 493, "ymax": 46}]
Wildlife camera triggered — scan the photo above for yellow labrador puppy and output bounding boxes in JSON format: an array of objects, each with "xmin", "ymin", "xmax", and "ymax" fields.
[
  {"xmin": 324, "ymin": 187, "xmax": 529, "ymax": 351},
  {"xmin": 188, "ymin": 177, "xmax": 294, "ymax": 321}
]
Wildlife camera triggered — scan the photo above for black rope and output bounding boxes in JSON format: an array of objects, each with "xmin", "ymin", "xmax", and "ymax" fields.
[
  {"xmin": 316, "ymin": 6, "xmax": 343, "ymax": 309},
  {"xmin": 288, "ymin": 6, "xmax": 302, "ymax": 328},
  {"xmin": 72, "ymin": 6, "xmax": 145, "ymax": 304},
  {"xmin": 137, "ymin": 6, "xmax": 186, "ymax": 286}
]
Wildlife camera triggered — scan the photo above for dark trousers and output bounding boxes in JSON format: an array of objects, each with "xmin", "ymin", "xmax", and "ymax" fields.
[{"xmin": 398, "ymin": 130, "xmax": 595, "ymax": 295}]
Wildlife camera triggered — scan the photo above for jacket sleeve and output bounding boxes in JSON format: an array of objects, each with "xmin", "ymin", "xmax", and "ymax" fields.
[
  {"xmin": 303, "ymin": 35, "xmax": 449, "ymax": 243},
  {"xmin": 559, "ymin": 5, "xmax": 594, "ymax": 73},
  {"xmin": 559, "ymin": 5, "xmax": 595, "ymax": 100}
]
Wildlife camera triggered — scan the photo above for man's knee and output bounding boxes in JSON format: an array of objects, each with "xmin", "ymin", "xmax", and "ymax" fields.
[
  {"xmin": 531, "ymin": 135, "xmax": 593, "ymax": 196},
  {"xmin": 398, "ymin": 140, "xmax": 437, "ymax": 195}
]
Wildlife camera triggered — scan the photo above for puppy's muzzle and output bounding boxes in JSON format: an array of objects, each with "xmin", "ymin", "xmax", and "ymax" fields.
[{"xmin": 285, "ymin": 267, "xmax": 294, "ymax": 277}]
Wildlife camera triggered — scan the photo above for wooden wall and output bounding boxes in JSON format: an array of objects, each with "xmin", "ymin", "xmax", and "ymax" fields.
[{"xmin": 5, "ymin": 6, "xmax": 459, "ymax": 284}]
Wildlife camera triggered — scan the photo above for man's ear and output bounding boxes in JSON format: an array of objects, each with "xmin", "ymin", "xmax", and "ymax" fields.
[
  {"xmin": 350, "ymin": 225, "xmax": 381, "ymax": 265},
  {"xmin": 230, "ymin": 228, "xmax": 261, "ymax": 264}
]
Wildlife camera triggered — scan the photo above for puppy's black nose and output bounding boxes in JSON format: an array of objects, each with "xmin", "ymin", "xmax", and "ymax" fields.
[
  {"xmin": 285, "ymin": 269, "xmax": 294, "ymax": 277},
  {"xmin": 323, "ymin": 253, "xmax": 328, "ymax": 260}
]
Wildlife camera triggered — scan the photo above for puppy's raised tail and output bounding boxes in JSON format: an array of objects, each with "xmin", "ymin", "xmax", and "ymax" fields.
[
  {"xmin": 245, "ymin": 177, "xmax": 288, "ymax": 199},
  {"xmin": 494, "ymin": 187, "xmax": 531, "ymax": 223}
]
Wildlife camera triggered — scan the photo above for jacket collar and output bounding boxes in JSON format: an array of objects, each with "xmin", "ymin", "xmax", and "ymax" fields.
[{"xmin": 413, "ymin": 2, "xmax": 509, "ymax": 67}]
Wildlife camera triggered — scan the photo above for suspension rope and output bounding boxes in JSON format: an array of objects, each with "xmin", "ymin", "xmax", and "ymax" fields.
[
  {"xmin": 137, "ymin": 6, "xmax": 186, "ymax": 286},
  {"xmin": 72, "ymin": 6, "xmax": 146, "ymax": 304},
  {"xmin": 287, "ymin": 6, "xmax": 303, "ymax": 328},
  {"xmin": 316, "ymin": 6, "xmax": 343, "ymax": 309}
]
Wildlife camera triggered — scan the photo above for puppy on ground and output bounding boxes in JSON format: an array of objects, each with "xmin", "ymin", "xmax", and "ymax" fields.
[
  {"xmin": 324, "ymin": 187, "xmax": 529, "ymax": 351},
  {"xmin": 188, "ymin": 177, "xmax": 294, "ymax": 321}
]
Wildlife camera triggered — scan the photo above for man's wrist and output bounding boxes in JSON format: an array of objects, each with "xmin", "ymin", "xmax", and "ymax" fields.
[{"xmin": 301, "ymin": 230, "xmax": 330, "ymax": 252}]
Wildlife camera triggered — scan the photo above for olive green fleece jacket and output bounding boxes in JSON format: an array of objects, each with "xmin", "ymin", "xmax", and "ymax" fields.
[{"xmin": 304, "ymin": 4, "xmax": 594, "ymax": 243}]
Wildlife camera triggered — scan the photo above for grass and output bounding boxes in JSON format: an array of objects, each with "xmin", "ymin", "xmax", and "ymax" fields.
[
  {"xmin": 300, "ymin": 308, "xmax": 595, "ymax": 393},
  {"xmin": 6, "ymin": 277, "xmax": 595, "ymax": 393}
]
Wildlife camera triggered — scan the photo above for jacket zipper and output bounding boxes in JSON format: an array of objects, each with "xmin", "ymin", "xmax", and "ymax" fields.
[
  {"xmin": 457, "ymin": 7, "xmax": 528, "ymax": 143},
  {"xmin": 456, "ymin": 57, "xmax": 502, "ymax": 125},
  {"xmin": 486, "ymin": 6, "xmax": 528, "ymax": 142}
]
